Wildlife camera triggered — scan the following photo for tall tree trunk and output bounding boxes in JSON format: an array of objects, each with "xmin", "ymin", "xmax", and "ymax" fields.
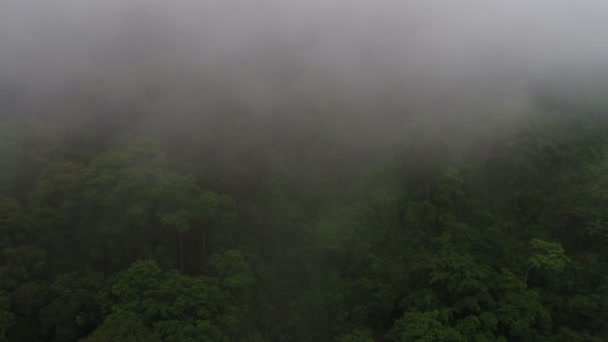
[
  {"xmin": 179, "ymin": 231, "xmax": 184, "ymax": 273},
  {"xmin": 524, "ymin": 265, "xmax": 533, "ymax": 286},
  {"xmin": 201, "ymin": 227, "xmax": 207, "ymax": 260},
  {"xmin": 425, "ymin": 180, "xmax": 431, "ymax": 202}
]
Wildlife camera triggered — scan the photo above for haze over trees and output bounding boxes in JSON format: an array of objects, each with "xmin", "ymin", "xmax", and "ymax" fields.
[{"xmin": 1, "ymin": 1, "xmax": 608, "ymax": 341}]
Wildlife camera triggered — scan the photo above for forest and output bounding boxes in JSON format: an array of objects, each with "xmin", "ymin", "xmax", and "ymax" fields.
[
  {"xmin": 2, "ymin": 79, "xmax": 608, "ymax": 341},
  {"xmin": 2, "ymin": 1, "xmax": 608, "ymax": 341}
]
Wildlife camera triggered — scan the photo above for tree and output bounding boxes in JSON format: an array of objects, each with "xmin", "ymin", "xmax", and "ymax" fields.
[
  {"xmin": 525, "ymin": 239, "xmax": 570, "ymax": 286},
  {"xmin": 388, "ymin": 311, "xmax": 465, "ymax": 342},
  {"xmin": 94, "ymin": 255, "xmax": 254, "ymax": 341}
]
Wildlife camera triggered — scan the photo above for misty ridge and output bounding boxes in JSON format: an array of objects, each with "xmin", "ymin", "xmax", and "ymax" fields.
[{"xmin": 1, "ymin": 1, "xmax": 608, "ymax": 341}]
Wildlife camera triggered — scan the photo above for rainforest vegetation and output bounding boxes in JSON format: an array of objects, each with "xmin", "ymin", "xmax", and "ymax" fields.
[
  {"xmin": 2, "ymin": 1, "xmax": 608, "ymax": 341},
  {"xmin": 1, "ymin": 82, "xmax": 608, "ymax": 341}
]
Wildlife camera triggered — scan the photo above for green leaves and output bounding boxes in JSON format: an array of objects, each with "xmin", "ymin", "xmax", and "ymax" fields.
[
  {"xmin": 109, "ymin": 260, "xmax": 162, "ymax": 312},
  {"xmin": 209, "ymin": 250, "xmax": 254, "ymax": 292},
  {"xmin": 493, "ymin": 271, "xmax": 551, "ymax": 338},
  {"xmin": 24, "ymin": 140, "xmax": 237, "ymax": 272},
  {"xmin": 528, "ymin": 239, "xmax": 570, "ymax": 273},
  {"xmin": 337, "ymin": 329, "xmax": 374, "ymax": 342},
  {"xmin": 37, "ymin": 272, "xmax": 103, "ymax": 341},
  {"xmin": 388, "ymin": 311, "xmax": 465, "ymax": 342},
  {"xmin": 84, "ymin": 312, "xmax": 161, "ymax": 342},
  {"xmin": 0, "ymin": 291, "xmax": 14, "ymax": 342},
  {"xmin": 98, "ymin": 257, "xmax": 253, "ymax": 341},
  {"xmin": 160, "ymin": 210, "xmax": 191, "ymax": 233},
  {"xmin": 3, "ymin": 86, "xmax": 608, "ymax": 341},
  {"xmin": 587, "ymin": 219, "xmax": 608, "ymax": 244}
]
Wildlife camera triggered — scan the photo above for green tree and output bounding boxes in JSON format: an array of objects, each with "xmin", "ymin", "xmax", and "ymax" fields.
[{"xmin": 525, "ymin": 239, "xmax": 570, "ymax": 286}]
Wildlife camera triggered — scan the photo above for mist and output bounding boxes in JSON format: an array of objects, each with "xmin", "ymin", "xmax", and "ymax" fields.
[
  {"xmin": 1, "ymin": 0, "xmax": 608, "ymax": 194},
  {"xmin": 3, "ymin": 1, "xmax": 608, "ymax": 119},
  {"xmin": 3, "ymin": 2, "xmax": 608, "ymax": 341},
  {"xmin": 2, "ymin": 0, "xmax": 607, "ymax": 202}
]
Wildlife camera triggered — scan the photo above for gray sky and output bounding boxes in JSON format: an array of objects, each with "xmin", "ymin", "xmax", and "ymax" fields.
[{"xmin": 2, "ymin": 1, "xmax": 608, "ymax": 129}]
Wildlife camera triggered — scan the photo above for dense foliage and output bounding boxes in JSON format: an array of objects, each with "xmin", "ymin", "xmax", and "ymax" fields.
[{"xmin": 1, "ymin": 88, "xmax": 608, "ymax": 341}]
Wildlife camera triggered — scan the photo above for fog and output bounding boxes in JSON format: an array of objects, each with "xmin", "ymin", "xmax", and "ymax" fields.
[{"xmin": 2, "ymin": 0, "xmax": 608, "ymax": 161}]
